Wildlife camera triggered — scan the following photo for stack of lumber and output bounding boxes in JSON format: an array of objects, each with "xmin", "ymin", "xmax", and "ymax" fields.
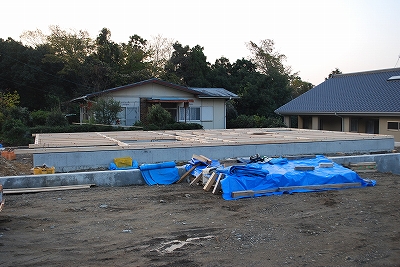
[
  {"xmin": 348, "ymin": 162, "xmax": 377, "ymax": 173},
  {"xmin": 177, "ymin": 154, "xmax": 224, "ymax": 195}
]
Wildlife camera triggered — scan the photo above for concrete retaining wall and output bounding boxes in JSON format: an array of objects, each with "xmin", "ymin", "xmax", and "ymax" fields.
[
  {"xmin": 329, "ymin": 153, "xmax": 400, "ymax": 175},
  {"xmin": 1, "ymin": 153, "xmax": 399, "ymax": 190},
  {"xmin": 0, "ymin": 167, "xmax": 189, "ymax": 189},
  {"xmin": 33, "ymin": 138, "xmax": 394, "ymax": 172}
]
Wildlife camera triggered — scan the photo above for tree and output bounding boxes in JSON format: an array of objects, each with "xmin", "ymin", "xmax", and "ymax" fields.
[
  {"xmin": 119, "ymin": 34, "xmax": 152, "ymax": 83},
  {"xmin": 44, "ymin": 25, "xmax": 94, "ymax": 75},
  {"xmin": 95, "ymin": 28, "xmax": 121, "ymax": 69},
  {"xmin": 325, "ymin": 68, "xmax": 342, "ymax": 80},
  {"xmin": 246, "ymin": 39, "xmax": 292, "ymax": 78},
  {"xmin": 91, "ymin": 98, "xmax": 122, "ymax": 125},
  {"xmin": 164, "ymin": 42, "xmax": 211, "ymax": 87},
  {"xmin": 290, "ymin": 77, "xmax": 314, "ymax": 99},
  {"xmin": 208, "ymin": 57, "xmax": 233, "ymax": 89},
  {"xmin": 146, "ymin": 34, "xmax": 174, "ymax": 78}
]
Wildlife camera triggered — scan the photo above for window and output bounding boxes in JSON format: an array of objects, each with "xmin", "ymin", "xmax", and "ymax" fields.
[
  {"xmin": 350, "ymin": 118, "xmax": 359, "ymax": 132},
  {"xmin": 179, "ymin": 107, "xmax": 200, "ymax": 121},
  {"xmin": 387, "ymin": 121, "xmax": 400, "ymax": 130}
]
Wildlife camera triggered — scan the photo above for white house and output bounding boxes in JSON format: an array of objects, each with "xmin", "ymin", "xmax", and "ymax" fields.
[{"xmin": 70, "ymin": 78, "xmax": 239, "ymax": 129}]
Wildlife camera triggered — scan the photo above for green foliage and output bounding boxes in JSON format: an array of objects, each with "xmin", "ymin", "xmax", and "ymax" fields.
[
  {"xmin": 91, "ymin": 98, "xmax": 122, "ymax": 125},
  {"xmin": 325, "ymin": 68, "xmax": 342, "ymax": 80},
  {"xmin": 143, "ymin": 122, "xmax": 203, "ymax": 131},
  {"xmin": 46, "ymin": 109, "xmax": 68, "ymax": 126},
  {"xmin": 146, "ymin": 104, "xmax": 174, "ymax": 127},
  {"xmin": 31, "ymin": 110, "xmax": 50, "ymax": 126},
  {"xmin": 227, "ymin": 114, "xmax": 286, "ymax": 129},
  {"xmin": 290, "ymin": 77, "xmax": 314, "ymax": 99},
  {"xmin": 164, "ymin": 43, "xmax": 210, "ymax": 87},
  {"xmin": 1, "ymin": 119, "xmax": 32, "ymax": 146}
]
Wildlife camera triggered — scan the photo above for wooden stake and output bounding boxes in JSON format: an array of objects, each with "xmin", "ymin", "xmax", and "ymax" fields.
[
  {"xmin": 203, "ymin": 173, "xmax": 217, "ymax": 191},
  {"xmin": 231, "ymin": 182, "xmax": 362, "ymax": 198},
  {"xmin": 190, "ymin": 173, "xmax": 203, "ymax": 186},
  {"xmin": 177, "ymin": 163, "xmax": 200, "ymax": 183},
  {"xmin": 212, "ymin": 173, "xmax": 224, "ymax": 194}
]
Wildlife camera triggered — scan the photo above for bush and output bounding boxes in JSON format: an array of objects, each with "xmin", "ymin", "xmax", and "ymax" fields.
[
  {"xmin": 46, "ymin": 109, "xmax": 68, "ymax": 126},
  {"xmin": 31, "ymin": 110, "xmax": 50, "ymax": 126},
  {"xmin": 227, "ymin": 114, "xmax": 286, "ymax": 128},
  {"xmin": 91, "ymin": 98, "xmax": 122, "ymax": 125},
  {"xmin": 1, "ymin": 119, "xmax": 32, "ymax": 146},
  {"xmin": 146, "ymin": 104, "xmax": 174, "ymax": 127}
]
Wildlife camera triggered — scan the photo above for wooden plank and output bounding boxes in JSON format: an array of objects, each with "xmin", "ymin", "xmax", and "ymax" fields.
[
  {"xmin": 4, "ymin": 184, "xmax": 95, "ymax": 194},
  {"xmin": 319, "ymin": 162, "xmax": 334, "ymax": 168},
  {"xmin": 294, "ymin": 166, "xmax": 315, "ymax": 171},
  {"xmin": 212, "ymin": 174, "xmax": 224, "ymax": 194},
  {"xmin": 349, "ymin": 162, "xmax": 377, "ymax": 166},
  {"xmin": 177, "ymin": 163, "xmax": 200, "ymax": 183},
  {"xmin": 192, "ymin": 154, "xmax": 212, "ymax": 165},
  {"xmin": 0, "ymin": 185, "xmax": 4, "ymax": 212},
  {"xmin": 190, "ymin": 173, "xmax": 203, "ymax": 186},
  {"xmin": 231, "ymin": 182, "xmax": 362, "ymax": 198},
  {"xmin": 203, "ymin": 173, "xmax": 217, "ymax": 191},
  {"xmin": 285, "ymin": 155, "xmax": 316, "ymax": 160}
]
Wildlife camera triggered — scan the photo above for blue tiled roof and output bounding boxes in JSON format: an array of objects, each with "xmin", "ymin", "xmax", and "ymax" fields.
[{"xmin": 275, "ymin": 68, "xmax": 400, "ymax": 115}]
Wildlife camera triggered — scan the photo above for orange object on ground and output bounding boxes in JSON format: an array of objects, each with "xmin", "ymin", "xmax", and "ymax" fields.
[{"xmin": 1, "ymin": 150, "xmax": 16, "ymax": 160}]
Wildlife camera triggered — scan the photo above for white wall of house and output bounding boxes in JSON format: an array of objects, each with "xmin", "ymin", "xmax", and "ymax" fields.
[{"xmin": 96, "ymin": 83, "xmax": 228, "ymax": 129}]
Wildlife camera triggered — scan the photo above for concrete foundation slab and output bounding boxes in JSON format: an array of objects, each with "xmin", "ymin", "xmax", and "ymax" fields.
[{"xmin": 20, "ymin": 128, "xmax": 395, "ymax": 172}]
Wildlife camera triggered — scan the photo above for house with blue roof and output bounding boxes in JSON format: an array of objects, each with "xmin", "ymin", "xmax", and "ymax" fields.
[
  {"xmin": 275, "ymin": 68, "xmax": 400, "ymax": 141},
  {"xmin": 71, "ymin": 78, "xmax": 239, "ymax": 129}
]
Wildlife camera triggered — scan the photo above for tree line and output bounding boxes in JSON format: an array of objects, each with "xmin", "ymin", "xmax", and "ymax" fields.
[{"xmin": 0, "ymin": 26, "xmax": 315, "ymax": 145}]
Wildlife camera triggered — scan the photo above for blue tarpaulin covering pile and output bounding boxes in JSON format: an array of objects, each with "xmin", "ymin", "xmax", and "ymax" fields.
[
  {"xmin": 217, "ymin": 155, "xmax": 376, "ymax": 200},
  {"xmin": 140, "ymin": 161, "xmax": 179, "ymax": 185}
]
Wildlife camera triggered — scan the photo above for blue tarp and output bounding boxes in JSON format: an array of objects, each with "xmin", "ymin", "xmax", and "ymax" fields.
[
  {"xmin": 218, "ymin": 155, "xmax": 376, "ymax": 200},
  {"xmin": 140, "ymin": 161, "xmax": 179, "ymax": 185}
]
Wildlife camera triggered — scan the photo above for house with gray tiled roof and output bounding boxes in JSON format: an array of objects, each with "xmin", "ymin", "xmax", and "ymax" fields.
[
  {"xmin": 71, "ymin": 78, "xmax": 239, "ymax": 129},
  {"xmin": 275, "ymin": 68, "xmax": 400, "ymax": 141}
]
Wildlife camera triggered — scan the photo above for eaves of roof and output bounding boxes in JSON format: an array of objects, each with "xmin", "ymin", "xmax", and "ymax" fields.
[
  {"xmin": 70, "ymin": 78, "xmax": 238, "ymax": 102},
  {"xmin": 276, "ymin": 111, "xmax": 400, "ymax": 117}
]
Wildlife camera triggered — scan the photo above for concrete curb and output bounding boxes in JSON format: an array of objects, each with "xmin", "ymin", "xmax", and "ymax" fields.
[
  {"xmin": 1, "ymin": 153, "xmax": 400, "ymax": 190},
  {"xmin": 0, "ymin": 166, "xmax": 188, "ymax": 189}
]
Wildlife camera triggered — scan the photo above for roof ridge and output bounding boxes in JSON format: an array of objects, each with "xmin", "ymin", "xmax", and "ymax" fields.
[{"xmin": 334, "ymin": 67, "xmax": 400, "ymax": 78}]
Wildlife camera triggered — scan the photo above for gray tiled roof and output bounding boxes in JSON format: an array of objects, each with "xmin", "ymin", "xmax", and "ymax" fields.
[
  {"xmin": 275, "ymin": 68, "xmax": 400, "ymax": 115},
  {"xmin": 188, "ymin": 87, "xmax": 239, "ymax": 98}
]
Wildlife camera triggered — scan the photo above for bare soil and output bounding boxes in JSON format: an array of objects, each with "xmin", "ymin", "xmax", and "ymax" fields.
[{"xmin": 0, "ymin": 154, "xmax": 400, "ymax": 266}]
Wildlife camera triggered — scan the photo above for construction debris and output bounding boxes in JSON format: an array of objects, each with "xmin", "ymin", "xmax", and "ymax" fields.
[
  {"xmin": 348, "ymin": 162, "xmax": 377, "ymax": 172},
  {"xmin": 3, "ymin": 184, "xmax": 95, "ymax": 194},
  {"xmin": 182, "ymin": 154, "xmax": 376, "ymax": 201},
  {"xmin": 1, "ymin": 149, "xmax": 16, "ymax": 161},
  {"xmin": 0, "ymin": 184, "xmax": 4, "ymax": 212}
]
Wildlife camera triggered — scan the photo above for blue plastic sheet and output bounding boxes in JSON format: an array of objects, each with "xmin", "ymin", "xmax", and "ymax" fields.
[
  {"xmin": 140, "ymin": 161, "xmax": 179, "ymax": 185},
  {"xmin": 219, "ymin": 155, "xmax": 376, "ymax": 200}
]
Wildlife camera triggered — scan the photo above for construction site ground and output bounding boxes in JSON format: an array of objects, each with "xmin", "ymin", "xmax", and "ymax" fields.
[{"xmin": 1, "ymin": 154, "xmax": 400, "ymax": 266}]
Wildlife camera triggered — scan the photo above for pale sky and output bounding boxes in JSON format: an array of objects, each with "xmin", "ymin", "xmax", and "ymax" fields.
[{"xmin": 2, "ymin": 0, "xmax": 400, "ymax": 85}]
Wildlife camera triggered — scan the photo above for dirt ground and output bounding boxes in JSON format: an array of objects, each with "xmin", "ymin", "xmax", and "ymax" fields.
[{"xmin": 0, "ymin": 154, "xmax": 400, "ymax": 267}]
